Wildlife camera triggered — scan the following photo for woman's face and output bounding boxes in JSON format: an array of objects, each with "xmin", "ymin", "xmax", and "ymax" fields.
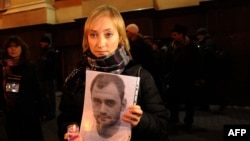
[
  {"xmin": 87, "ymin": 16, "xmax": 120, "ymax": 57},
  {"xmin": 7, "ymin": 42, "xmax": 22, "ymax": 59}
]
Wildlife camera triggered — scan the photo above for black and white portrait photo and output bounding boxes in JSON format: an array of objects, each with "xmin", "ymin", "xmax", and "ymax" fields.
[{"xmin": 80, "ymin": 70, "xmax": 140, "ymax": 141}]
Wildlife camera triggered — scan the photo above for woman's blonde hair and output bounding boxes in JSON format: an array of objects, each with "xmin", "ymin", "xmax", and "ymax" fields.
[{"xmin": 82, "ymin": 5, "xmax": 130, "ymax": 54}]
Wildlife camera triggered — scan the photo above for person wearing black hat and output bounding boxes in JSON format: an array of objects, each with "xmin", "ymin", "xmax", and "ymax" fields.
[
  {"xmin": 196, "ymin": 28, "xmax": 208, "ymax": 36},
  {"xmin": 37, "ymin": 35, "xmax": 57, "ymax": 121},
  {"xmin": 196, "ymin": 28, "xmax": 218, "ymax": 111},
  {"xmin": 196, "ymin": 27, "xmax": 215, "ymax": 49},
  {"xmin": 164, "ymin": 24, "xmax": 201, "ymax": 130}
]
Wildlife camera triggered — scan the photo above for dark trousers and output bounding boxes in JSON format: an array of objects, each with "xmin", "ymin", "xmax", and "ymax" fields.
[
  {"xmin": 169, "ymin": 102, "xmax": 194, "ymax": 126},
  {"xmin": 41, "ymin": 79, "xmax": 56, "ymax": 117},
  {"xmin": 0, "ymin": 110, "xmax": 8, "ymax": 141},
  {"xmin": 166, "ymin": 83, "xmax": 195, "ymax": 126}
]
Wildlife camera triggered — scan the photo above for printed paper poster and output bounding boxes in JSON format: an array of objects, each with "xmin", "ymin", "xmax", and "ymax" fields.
[{"xmin": 80, "ymin": 70, "xmax": 140, "ymax": 141}]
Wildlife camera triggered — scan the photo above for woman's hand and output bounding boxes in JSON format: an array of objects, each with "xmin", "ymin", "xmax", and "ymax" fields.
[
  {"xmin": 4, "ymin": 59, "xmax": 15, "ymax": 67},
  {"xmin": 64, "ymin": 132, "xmax": 83, "ymax": 141},
  {"xmin": 122, "ymin": 105, "xmax": 143, "ymax": 127}
]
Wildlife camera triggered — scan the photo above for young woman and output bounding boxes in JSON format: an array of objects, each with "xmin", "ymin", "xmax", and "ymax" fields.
[
  {"xmin": 57, "ymin": 5, "xmax": 169, "ymax": 141},
  {"xmin": 0, "ymin": 36, "xmax": 44, "ymax": 141}
]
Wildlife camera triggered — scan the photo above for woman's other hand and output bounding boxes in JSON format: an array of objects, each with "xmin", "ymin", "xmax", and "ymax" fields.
[
  {"xmin": 122, "ymin": 105, "xmax": 143, "ymax": 127},
  {"xmin": 64, "ymin": 132, "xmax": 83, "ymax": 141}
]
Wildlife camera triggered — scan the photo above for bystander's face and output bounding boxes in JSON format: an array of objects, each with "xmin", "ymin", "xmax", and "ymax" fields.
[
  {"xmin": 126, "ymin": 30, "xmax": 138, "ymax": 41},
  {"xmin": 197, "ymin": 34, "xmax": 205, "ymax": 42},
  {"xmin": 40, "ymin": 41, "xmax": 49, "ymax": 48},
  {"xmin": 126, "ymin": 30, "xmax": 133, "ymax": 39},
  {"xmin": 7, "ymin": 42, "xmax": 22, "ymax": 59},
  {"xmin": 87, "ymin": 16, "xmax": 120, "ymax": 57},
  {"xmin": 91, "ymin": 82, "xmax": 125, "ymax": 128},
  {"xmin": 171, "ymin": 32, "xmax": 183, "ymax": 42}
]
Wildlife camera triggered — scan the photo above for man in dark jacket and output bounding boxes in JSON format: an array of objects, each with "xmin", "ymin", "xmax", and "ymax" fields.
[
  {"xmin": 126, "ymin": 24, "xmax": 163, "ymax": 98},
  {"xmin": 165, "ymin": 24, "xmax": 201, "ymax": 130},
  {"xmin": 126, "ymin": 24, "xmax": 156, "ymax": 77},
  {"xmin": 196, "ymin": 28, "xmax": 217, "ymax": 110},
  {"xmin": 37, "ymin": 36, "xmax": 57, "ymax": 121}
]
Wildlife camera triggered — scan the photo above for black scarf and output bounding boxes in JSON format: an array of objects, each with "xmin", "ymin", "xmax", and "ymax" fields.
[{"xmin": 86, "ymin": 46, "xmax": 130, "ymax": 74}]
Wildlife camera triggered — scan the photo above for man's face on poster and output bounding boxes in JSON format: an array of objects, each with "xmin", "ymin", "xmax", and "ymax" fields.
[{"xmin": 91, "ymin": 82, "xmax": 126, "ymax": 128}]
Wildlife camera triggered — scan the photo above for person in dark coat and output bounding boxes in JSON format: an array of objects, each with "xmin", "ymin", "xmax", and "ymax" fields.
[
  {"xmin": 196, "ymin": 27, "xmax": 230, "ymax": 111},
  {"xmin": 0, "ymin": 36, "xmax": 44, "ymax": 141},
  {"xmin": 126, "ymin": 24, "xmax": 163, "ymax": 100},
  {"xmin": 196, "ymin": 27, "xmax": 217, "ymax": 110},
  {"xmin": 165, "ymin": 24, "xmax": 201, "ymax": 130},
  {"xmin": 125, "ymin": 24, "xmax": 158, "ymax": 84},
  {"xmin": 37, "ymin": 35, "xmax": 57, "ymax": 121},
  {"xmin": 57, "ymin": 4, "xmax": 170, "ymax": 141}
]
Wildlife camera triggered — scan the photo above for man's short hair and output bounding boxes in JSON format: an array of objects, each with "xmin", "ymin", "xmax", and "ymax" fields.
[
  {"xmin": 90, "ymin": 73, "xmax": 125, "ymax": 100},
  {"xmin": 40, "ymin": 36, "xmax": 51, "ymax": 44},
  {"xmin": 126, "ymin": 23, "xmax": 139, "ymax": 35},
  {"xmin": 172, "ymin": 24, "xmax": 187, "ymax": 35}
]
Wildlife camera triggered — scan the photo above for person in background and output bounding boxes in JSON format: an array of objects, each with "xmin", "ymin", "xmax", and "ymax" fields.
[
  {"xmin": 143, "ymin": 36, "xmax": 160, "ymax": 51},
  {"xmin": 164, "ymin": 24, "xmax": 201, "ymax": 130},
  {"xmin": 37, "ymin": 35, "xmax": 57, "ymax": 121},
  {"xmin": 57, "ymin": 4, "xmax": 169, "ymax": 141},
  {"xmin": 0, "ymin": 36, "xmax": 44, "ymax": 141},
  {"xmin": 126, "ymin": 24, "xmax": 163, "ymax": 99},
  {"xmin": 196, "ymin": 27, "xmax": 217, "ymax": 111},
  {"xmin": 196, "ymin": 27, "xmax": 230, "ymax": 112},
  {"xmin": 0, "ymin": 108, "xmax": 8, "ymax": 141},
  {"xmin": 125, "ymin": 24, "xmax": 156, "ymax": 76},
  {"xmin": 0, "ymin": 48, "xmax": 8, "ymax": 141},
  {"xmin": 143, "ymin": 36, "xmax": 169, "ymax": 101}
]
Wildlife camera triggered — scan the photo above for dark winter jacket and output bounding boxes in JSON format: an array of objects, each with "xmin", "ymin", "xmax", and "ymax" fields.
[
  {"xmin": 37, "ymin": 47, "xmax": 57, "ymax": 81},
  {"xmin": 57, "ymin": 59, "xmax": 170, "ymax": 141},
  {"xmin": 0, "ymin": 62, "xmax": 44, "ymax": 141}
]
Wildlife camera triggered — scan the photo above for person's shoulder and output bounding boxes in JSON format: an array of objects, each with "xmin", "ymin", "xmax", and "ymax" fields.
[
  {"xmin": 23, "ymin": 60, "xmax": 35, "ymax": 67},
  {"xmin": 27, "ymin": 62, "xmax": 38, "ymax": 71},
  {"xmin": 204, "ymin": 37, "xmax": 215, "ymax": 45},
  {"xmin": 189, "ymin": 38, "xmax": 198, "ymax": 46},
  {"xmin": 187, "ymin": 39, "xmax": 199, "ymax": 50},
  {"xmin": 20, "ymin": 61, "xmax": 37, "ymax": 73},
  {"xmin": 123, "ymin": 61, "xmax": 141, "ymax": 76},
  {"xmin": 47, "ymin": 47, "xmax": 56, "ymax": 53},
  {"xmin": 123, "ymin": 61, "xmax": 152, "ymax": 77},
  {"xmin": 64, "ymin": 58, "xmax": 87, "ymax": 85}
]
